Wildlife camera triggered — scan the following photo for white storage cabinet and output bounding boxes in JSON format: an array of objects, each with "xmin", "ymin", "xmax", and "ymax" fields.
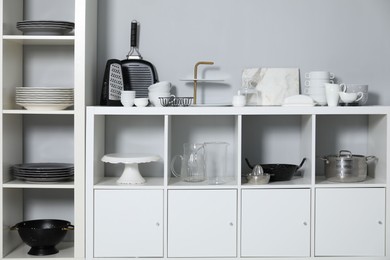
[{"xmin": 86, "ymin": 106, "xmax": 390, "ymax": 260}]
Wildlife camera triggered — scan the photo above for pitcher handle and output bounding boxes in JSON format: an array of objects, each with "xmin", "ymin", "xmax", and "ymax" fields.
[{"xmin": 170, "ymin": 155, "xmax": 183, "ymax": 177}]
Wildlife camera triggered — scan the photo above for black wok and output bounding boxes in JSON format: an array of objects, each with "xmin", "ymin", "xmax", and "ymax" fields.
[{"xmin": 245, "ymin": 158, "xmax": 306, "ymax": 182}]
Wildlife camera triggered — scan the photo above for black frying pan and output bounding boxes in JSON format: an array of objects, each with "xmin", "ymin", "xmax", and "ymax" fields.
[{"xmin": 121, "ymin": 20, "xmax": 158, "ymax": 98}]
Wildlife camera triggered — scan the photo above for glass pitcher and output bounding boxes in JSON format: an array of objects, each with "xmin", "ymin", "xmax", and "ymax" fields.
[
  {"xmin": 170, "ymin": 143, "xmax": 206, "ymax": 182},
  {"xmin": 204, "ymin": 142, "xmax": 229, "ymax": 184}
]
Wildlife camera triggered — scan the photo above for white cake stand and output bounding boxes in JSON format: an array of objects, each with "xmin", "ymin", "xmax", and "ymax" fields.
[{"xmin": 101, "ymin": 153, "xmax": 160, "ymax": 184}]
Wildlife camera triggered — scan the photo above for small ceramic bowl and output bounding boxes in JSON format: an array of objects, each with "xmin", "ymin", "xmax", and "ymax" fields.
[{"xmin": 134, "ymin": 98, "xmax": 149, "ymax": 107}]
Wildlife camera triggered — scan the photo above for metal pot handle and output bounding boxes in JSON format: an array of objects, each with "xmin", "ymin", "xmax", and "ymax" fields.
[
  {"xmin": 366, "ymin": 155, "xmax": 377, "ymax": 162},
  {"xmin": 339, "ymin": 150, "xmax": 352, "ymax": 158},
  {"xmin": 319, "ymin": 156, "xmax": 330, "ymax": 164}
]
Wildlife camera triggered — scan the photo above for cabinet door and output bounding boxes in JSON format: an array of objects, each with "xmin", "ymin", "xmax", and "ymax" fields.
[
  {"xmin": 94, "ymin": 190, "xmax": 163, "ymax": 257},
  {"xmin": 315, "ymin": 188, "xmax": 385, "ymax": 256},
  {"xmin": 241, "ymin": 189, "xmax": 311, "ymax": 257},
  {"xmin": 168, "ymin": 189, "xmax": 237, "ymax": 257}
]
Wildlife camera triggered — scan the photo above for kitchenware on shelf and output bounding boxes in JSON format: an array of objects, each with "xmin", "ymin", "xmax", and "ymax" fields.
[
  {"xmin": 305, "ymin": 71, "xmax": 335, "ymax": 80},
  {"xmin": 282, "ymin": 94, "xmax": 315, "ymax": 106},
  {"xmin": 10, "ymin": 219, "xmax": 74, "ymax": 256},
  {"xmin": 245, "ymin": 158, "xmax": 306, "ymax": 182},
  {"xmin": 121, "ymin": 20, "xmax": 158, "ymax": 98},
  {"xmin": 232, "ymin": 91, "xmax": 246, "ymax": 107},
  {"xmin": 100, "ymin": 59, "xmax": 124, "ymax": 106},
  {"xmin": 204, "ymin": 142, "xmax": 229, "ymax": 184},
  {"xmin": 120, "ymin": 90, "xmax": 136, "ymax": 107},
  {"xmin": 15, "ymin": 87, "xmax": 74, "ymax": 110},
  {"xmin": 171, "ymin": 143, "xmax": 206, "ymax": 182},
  {"xmin": 16, "ymin": 20, "xmax": 74, "ymax": 35},
  {"xmin": 246, "ymin": 164, "xmax": 270, "ymax": 184},
  {"xmin": 149, "ymin": 92, "xmax": 171, "ymax": 106},
  {"xmin": 11, "ymin": 163, "xmax": 74, "ymax": 182},
  {"xmin": 304, "ymin": 71, "xmax": 335, "ymax": 106},
  {"xmin": 148, "ymin": 81, "xmax": 171, "ymax": 93},
  {"xmin": 324, "ymin": 83, "xmax": 341, "ymax": 107},
  {"xmin": 134, "ymin": 97, "xmax": 149, "ymax": 107},
  {"xmin": 101, "ymin": 153, "xmax": 160, "ymax": 184},
  {"xmin": 240, "ymin": 77, "xmax": 259, "ymax": 105},
  {"xmin": 320, "ymin": 150, "xmax": 377, "ymax": 183},
  {"xmin": 339, "ymin": 83, "xmax": 368, "ymax": 105},
  {"xmin": 159, "ymin": 96, "xmax": 193, "ymax": 107},
  {"xmin": 339, "ymin": 91, "xmax": 363, "ymax": 105}
]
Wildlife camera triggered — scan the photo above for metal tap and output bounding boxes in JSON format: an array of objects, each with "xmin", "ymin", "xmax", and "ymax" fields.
[{"xmin": 193, "ymin": 61, "xmax": 214, "ymax": 104}]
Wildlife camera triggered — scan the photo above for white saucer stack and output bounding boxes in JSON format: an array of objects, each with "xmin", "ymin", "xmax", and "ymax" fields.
[
  {"xmin": 304, "ymin": 71, "xmax": 335, "ymax": 106},
  {"xmin": 16, "ymin": 87, "xmax": 74, "ymax": 110}
]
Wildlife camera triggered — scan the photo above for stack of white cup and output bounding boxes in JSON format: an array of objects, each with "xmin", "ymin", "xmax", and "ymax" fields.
[
  {"xmin": 148, "ymin": 81, "xmax": 172, "ymax": 106},
  {"xmin": 121, "ymin": 90, "xmax": 136, "ymax": 107},
  {"xmin": 304, "ymin": 71, "xmax": 335, "ymax": 106}
]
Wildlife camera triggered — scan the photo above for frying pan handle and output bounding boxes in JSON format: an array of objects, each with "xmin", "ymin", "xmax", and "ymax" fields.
[
  {"xmin": 131, "ymin": 20, "xmax": 138, "ymax": 48},
  {"xmin": 10, "ymin": 225, "xmax": 17, "ymax": 231}
]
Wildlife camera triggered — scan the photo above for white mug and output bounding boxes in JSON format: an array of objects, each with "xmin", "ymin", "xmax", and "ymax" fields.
[
  {"xmin": 324, "ymin": 83, "xmax": 341, "ymax": 107},
  {"xmin": 305, "ymin": 71, "xmax": 335, "ymax": 80},
  {"xmin": 339, "ymin": 92, "xmax": 364, "ymax": 104}
]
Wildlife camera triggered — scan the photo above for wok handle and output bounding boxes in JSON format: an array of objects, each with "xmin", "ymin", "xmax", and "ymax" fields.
[
  {"xmin": 10, "ymin": 225, "xmax": 17, "ymax": 231},
  {"xmin": 62, "ymin": 224, "xmax": 74, "ymax": 231},
  {"xmin": 131, "ymin": 20, "xmax": 137, "ymax": 48},
  {"xmin": 245, "ymin": 158, "xmax": 254, "ymax": 169},
  {"xmin": 297, "ymin": 158, "xmax": 307, "ymax": 169}
]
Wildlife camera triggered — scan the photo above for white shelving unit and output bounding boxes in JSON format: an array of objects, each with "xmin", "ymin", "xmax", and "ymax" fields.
[
  {"xmin": 86, "ymin": 106, "xmax": 390, "ymax": 260},
  {"xmin": 0, "ymin": 0, "xmax": 97, "ymax": 259}
]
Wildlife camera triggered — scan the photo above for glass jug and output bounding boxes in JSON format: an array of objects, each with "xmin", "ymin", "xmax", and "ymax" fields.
[
  {"xmin": 170, "ymin": 143, "xmax": 206, "ymax": 182},
  {"xmin": 204, "ymin": 142, "xmax": 229, "ymax": 184}
]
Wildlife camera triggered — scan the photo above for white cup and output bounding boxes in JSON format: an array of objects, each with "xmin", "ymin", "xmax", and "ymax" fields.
[
  {"xmin": 121, "ymin": 90, "xmax": 136, "ymax": 107},
  {"xmin": 232, "ymin": 95, "xmax": 246, "ymax": 107},
  {"xmin": 149, "ymin": 92, "xmax": 171, "ymax": 106},
  {"xmin": 339, "ymin": 83, "xmax": 368, "ymax": 105},
  {"xmin": 324, "ymin": 83, "xmax": 341, "ymax": 107},
  {"xmin": 304, "ymin": 87, "xmax": 326, "ymax": 95},
  {"xmin": 305, "ymin": 79, "xmax": 333, "ymax": 87},
  {"xmin": 134, "ymin": 98, "xmax": 149, "ymax": 107},
  {"xmin": 305, "ymin": 71, "xmax": 335, "ymax": 80},
  {"xmin": 339, "ymin": 92, "xmax": 364, "ymax": 104}
]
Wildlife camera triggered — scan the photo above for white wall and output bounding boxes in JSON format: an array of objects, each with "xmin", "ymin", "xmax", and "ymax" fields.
[{"xmin": 97, "ymin": 0, "xmax": 390, "ymax": 105}]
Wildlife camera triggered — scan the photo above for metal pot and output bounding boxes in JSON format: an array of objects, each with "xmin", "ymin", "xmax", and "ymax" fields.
[{"xmin": 320, "ymin": 150, "xmax": 377, "ymax": 183}]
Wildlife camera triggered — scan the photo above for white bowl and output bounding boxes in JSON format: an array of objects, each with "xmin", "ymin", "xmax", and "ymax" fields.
[
  {"xmin": 148, "ymin": 81, "xmax": 171, "ymax": 92},
  {"xmin": 134, "ymin": 98, "xmax": 149, "ymax": 107}
]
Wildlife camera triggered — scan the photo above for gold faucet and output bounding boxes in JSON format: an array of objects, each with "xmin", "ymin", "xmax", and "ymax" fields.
[{"xmin": 193, "ymin": 61, "xmax": 214, "ymax": 104}]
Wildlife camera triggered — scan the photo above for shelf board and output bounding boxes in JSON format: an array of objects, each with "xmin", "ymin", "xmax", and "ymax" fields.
[
  {"xmin": 87, "ymin": 105, "xmax": 390, "ymax": 116},
  {"xmin": 3, "ymin": 109, "xmax": 74, "ymax": 115},
  {"xmin": 4, "ymin": 242, "xmax": 74, "ymax": 259},
  {"xmin": 3, "ymin": 179, "xmax": 74, "ymax": 189},
  {"xmin": 241, "ymin": 176, "xmax": 312, "ymax": 188},
  {"xmin": 3, "ymin": 35, "xmax": 75, "ymax": 45},
  {"xmin": 168, "ymin": 177, "xmax": 238, "ymax": 188},
  {"xmin": 315, "ymin": 176, "xmax": 386, "ymax": 187},
  {"xmin": 94, "ymin": 177, "xmax": 164, "ymax": 189}
]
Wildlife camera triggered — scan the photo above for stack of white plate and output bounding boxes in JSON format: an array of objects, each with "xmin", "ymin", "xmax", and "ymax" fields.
[
  {"xmin": 11, "ymin": 163, "xmax": 74, "ymax": 183},
  {"xmin": 16, "ymin": 87, "xmax": 74, "ymax": 111},
  {"xmin": 16, "ymin": 20, "xmax": 74, "ymax": 35}
]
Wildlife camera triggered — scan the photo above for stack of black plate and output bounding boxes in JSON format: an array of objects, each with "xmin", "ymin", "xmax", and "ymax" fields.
[
  {"xmin": 11, "ymin": 163, "xmax": 74, "ymax": 183},
  {"xmin": 16, "ymin": 20, "xmax": 74, "ymax": 35}
]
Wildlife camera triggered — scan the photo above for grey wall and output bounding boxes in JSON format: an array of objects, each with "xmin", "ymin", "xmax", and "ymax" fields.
[{"xmin": 97, "ymin": 0, "xmax": 390, "ymax": 105}]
